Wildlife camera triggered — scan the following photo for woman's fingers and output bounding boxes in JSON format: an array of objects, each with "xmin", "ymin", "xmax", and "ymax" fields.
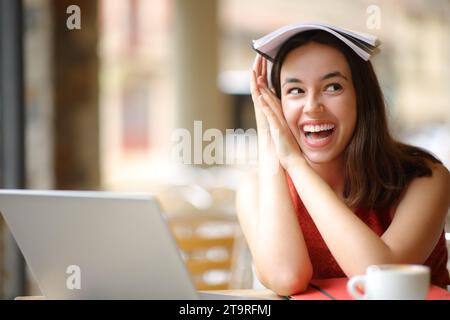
[
  {"xmin": 259, "ymin": 96, "xmax": 284, "ymax": 152},
  {"xmin": 259, "ymin": 94, "xmax": 300, "ymax": 163},
  {"xmin": 259, "ymin": 92, "xmax": 285, "ymax": 131},
  {"xmin": 260, "ymin": 86, "xmax": 285, "ymax": 123},
  {"xmin": 251, "ymin": 55, "xmax": 263, "ymax": 101},
  {"xmin": 253, "ymin": 59, "xmax": 284, "ymax": 127},
  {"xmin": 252, "ymin": 54, "xmax": 257, "ymax": 70},
  {"xmin": 252, "ymin": 54, "xmax": 271, "ymax": 104},
  {"xmin": 251, "ymin": 72, "xmax": 265, "ymax": 109},
  {"xmin": 259, "ymin": 96, "xmax": 278, "ymax": 127},
  {"xmin": 253, "ymin": 54, "xmax": 262, "ymax": 78},
  {"xmin": 251, "ymin": 70, "xmax": 271, "ymax": 130},
  {"xmin": 252, "ymin": 54, "xmax": 259, "ymax": 73},
  {"xmin": 257, "ymin": 57, "xmax": 269, "ymax": 88},
  {"xmin": 250, "ymin": 54, "xmax": 273, "ymax": 132},
  {"xmin": 261, "ymin": 57, "xmax": 267, "ymax": 85},
  {"xmin": 250, "ymin": 70, "xmax": 258, "ymax": 99}
]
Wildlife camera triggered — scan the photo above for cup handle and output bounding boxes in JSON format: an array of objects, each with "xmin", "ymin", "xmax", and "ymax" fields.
[{"xmin": 347, "ymin": 275, "xmax": 368, "ymax": 300}]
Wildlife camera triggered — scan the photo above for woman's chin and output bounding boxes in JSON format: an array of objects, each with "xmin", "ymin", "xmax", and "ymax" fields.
[{"xmin": 303, "ymin": 152, "xmax": 336, "ymax": 165}]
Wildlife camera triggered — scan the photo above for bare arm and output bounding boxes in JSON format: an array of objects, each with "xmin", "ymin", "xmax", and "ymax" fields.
[
  {"xmin": 235, "ymin": 55, "xmax": 312, "ymax": 296},
  {"xmin": 287, "ymin": 160, "xmax": 449, "ymax": 277}
]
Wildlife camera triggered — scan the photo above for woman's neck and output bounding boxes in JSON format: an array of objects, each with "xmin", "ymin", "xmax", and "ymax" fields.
[{"xmin": 305, "ymin": 156, "xmax": 346, "ymax": 198}]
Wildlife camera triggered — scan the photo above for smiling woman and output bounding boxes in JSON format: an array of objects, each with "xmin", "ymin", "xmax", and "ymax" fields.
[
  {"xmin": 277, "ymin": 41, "xmax": 357, "ymax": 168},
  {"xmin": 236, "ymin": 25, "xmax": 450, "ymax": 296}
]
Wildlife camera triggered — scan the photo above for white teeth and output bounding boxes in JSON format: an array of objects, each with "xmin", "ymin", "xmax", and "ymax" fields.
[{"xmin": 303, "ymin": 124, "xmax": 335, "ymax": 132}]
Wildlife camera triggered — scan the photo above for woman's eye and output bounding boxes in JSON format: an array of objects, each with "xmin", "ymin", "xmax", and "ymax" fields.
[
  {"xmin": 324, "ymin": 83, "xmax": 343, "ymax": 92},
  {"xmin": 287, "ymin": 87, "xmax": 304, "ymax": 95}
]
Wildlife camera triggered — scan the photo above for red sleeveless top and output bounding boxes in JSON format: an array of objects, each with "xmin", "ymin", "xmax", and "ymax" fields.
[{"xmin": 286, "ymin": 174, "xmax": 450, "ymax": 288}]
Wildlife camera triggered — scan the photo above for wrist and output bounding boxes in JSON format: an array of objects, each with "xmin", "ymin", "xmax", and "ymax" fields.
[{"xmin": 285, "ymin": 154, "xmax": 308, "ymax": 173}]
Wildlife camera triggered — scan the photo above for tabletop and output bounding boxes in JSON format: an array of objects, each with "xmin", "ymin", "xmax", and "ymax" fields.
[{"xmin": 15, "ymin": 278, "xmax": 450, "ymax": 300}]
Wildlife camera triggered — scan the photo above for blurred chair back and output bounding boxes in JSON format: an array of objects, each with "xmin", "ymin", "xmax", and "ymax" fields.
[{"xmin": 168, "ymin": 211, "xmax": 238, "ymax": 291}]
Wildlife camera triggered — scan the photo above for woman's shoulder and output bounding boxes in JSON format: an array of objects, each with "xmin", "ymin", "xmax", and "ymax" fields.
[
  {"xmin": 431, "ymin": 161, "xmax": 449, "ymax": 175},
  {"xmin": 430, "ymin": 163, "xmax": 449, "ymax": 199},
  {"xmin": 422, "ymin": 161, "xmax": 449, "ymax": 188},
  {"xmin": 400, "ymin": 162, "xmax": 449, "ymax": 213},
  {"xmin": 405, "ymin": 160, "xmax": 448, "ymax": 188}
]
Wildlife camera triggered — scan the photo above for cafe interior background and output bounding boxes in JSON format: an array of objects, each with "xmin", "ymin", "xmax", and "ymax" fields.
[{"xmin": 0, "ymin": 0, "xmax": 449, "ymax": 299}]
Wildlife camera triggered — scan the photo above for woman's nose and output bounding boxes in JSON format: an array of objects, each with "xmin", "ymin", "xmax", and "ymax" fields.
[{"xmin": 303, "ymin": 94, "xmax": 324, "ymax": 113}]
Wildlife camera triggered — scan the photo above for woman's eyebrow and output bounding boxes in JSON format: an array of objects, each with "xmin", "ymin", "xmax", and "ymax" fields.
[
  {"xmin": 282, "ymin": 77, "xmax": 303, "ymax": 87},
  {"xmin": 282, "ymin": 71, "xmax": 348, "ymax": 87},
  {"xmin": 321, "ymin": 71, "xmax": 348, "ymax": 81}
]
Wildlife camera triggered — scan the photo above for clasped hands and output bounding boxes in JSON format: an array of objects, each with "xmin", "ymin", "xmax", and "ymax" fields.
[{"xmin": 250, "ymin": 54, "xmax": 306, "ymax": 172}]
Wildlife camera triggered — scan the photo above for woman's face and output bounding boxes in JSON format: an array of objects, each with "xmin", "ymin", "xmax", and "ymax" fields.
[{"xmin": 280, "ymin": 42, "xmax": 357, "ymax": 165}]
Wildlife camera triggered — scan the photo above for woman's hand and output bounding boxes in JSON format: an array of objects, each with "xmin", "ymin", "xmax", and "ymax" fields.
[
  {"xmin": 250, "ymin": 54, "xmax": 270, "ymax": 132},
  {"xmin": 250, "ymin": 55, "xmax": 273, "ymax": 152},
  {"xmin": 256, "ymin": 71, "xmax": 306, "ymax": 171},
  {"xmin": 250, "ymin": 55, "xmax": 280, "ymax": 172}
]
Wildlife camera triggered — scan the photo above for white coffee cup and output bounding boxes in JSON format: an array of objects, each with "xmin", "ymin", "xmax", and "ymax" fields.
[{"xmin": 347, "ymin": 264, "xmax": 430, "ymax": 300}]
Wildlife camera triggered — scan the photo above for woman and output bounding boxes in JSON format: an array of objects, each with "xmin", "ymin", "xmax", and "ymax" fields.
[{"xmin": 236, "ymin": 29, "xmax": 450, "ymax": 296}]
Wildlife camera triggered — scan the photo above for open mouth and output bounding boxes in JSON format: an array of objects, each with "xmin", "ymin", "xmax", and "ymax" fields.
[{"xmin": 303, "ymin": 123, "xmax": 335, "ymax": 141}]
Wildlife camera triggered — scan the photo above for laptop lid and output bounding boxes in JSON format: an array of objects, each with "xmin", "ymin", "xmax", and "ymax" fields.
[{"xmin": 0, "ymin": 189, "xmax": 199, "ymax": 299}]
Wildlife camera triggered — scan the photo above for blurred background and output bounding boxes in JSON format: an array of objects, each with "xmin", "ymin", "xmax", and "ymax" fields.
[{"xmin": 0, "ymin": 0, "xmax": 449, "ymax": 298}]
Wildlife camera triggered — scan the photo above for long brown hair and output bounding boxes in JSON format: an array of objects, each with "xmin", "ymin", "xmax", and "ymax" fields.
[{"xmin": 270, "ymin": 30, "xmax": 441, "ymax": 210}]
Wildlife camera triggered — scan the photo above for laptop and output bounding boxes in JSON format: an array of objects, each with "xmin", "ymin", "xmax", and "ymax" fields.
[{"xmin": 0, "ymin": 189, "xmax": 256, "ymax": 300}]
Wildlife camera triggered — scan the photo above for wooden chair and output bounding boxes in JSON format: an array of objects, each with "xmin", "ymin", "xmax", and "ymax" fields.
[{"xmin": 168, "ymin": 211, "xmax": 239, "ymax": 291}]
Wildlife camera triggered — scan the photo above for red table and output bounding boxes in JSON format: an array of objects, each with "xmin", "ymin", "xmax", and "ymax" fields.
[{"xmin": 290, "ymin": 278, "xmax": 450, "ymax": 300}]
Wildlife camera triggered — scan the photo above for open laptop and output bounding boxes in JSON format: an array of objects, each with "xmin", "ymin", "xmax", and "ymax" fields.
[{"xmin": 0, "ymin": 189, "xmax": 256, "ymax": 300}]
